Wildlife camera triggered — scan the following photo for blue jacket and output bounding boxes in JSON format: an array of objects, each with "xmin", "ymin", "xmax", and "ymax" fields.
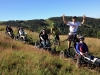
[{"xmin": 76, "ymin": 42, "xmax": 88, "ymax": 53}]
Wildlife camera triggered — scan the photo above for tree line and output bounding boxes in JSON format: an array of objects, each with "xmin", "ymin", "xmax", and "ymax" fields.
[{"xmin": 0, "ymin": 16, "xmax": 100, "ymax": 38}]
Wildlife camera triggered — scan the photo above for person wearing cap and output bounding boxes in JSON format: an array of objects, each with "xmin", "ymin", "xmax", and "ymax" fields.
[
  {"xmin": 76, "ymin": 36, "xmax": 88, "ymax": 67},
  {"xmin": 51, "ymin": 23, "xmax": 60, "ymax": 46},
  {"xmin": 63, "ymin": 14, "xmax": 86, "ymax": 55}
]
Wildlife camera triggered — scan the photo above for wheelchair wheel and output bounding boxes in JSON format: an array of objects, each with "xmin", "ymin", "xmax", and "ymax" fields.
[{"xmin": 35, "ymin": 40, "xmax": 41, "ymax": 48}]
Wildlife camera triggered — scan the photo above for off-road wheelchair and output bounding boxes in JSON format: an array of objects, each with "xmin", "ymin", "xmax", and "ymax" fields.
[
  {"xmin": 15, "ymin": 33, "xmax": 27, "ymax": 42},
  {"xmin": 74, "ymin": 48, "xmax": 100, "ymax": 70},
  {"xmin": 35, "ymin": 39, "xmax": 51, "ymax": 51},
  {"xmin": 5, "ymin": 31, "xmax": 15, "ymax": 39}
]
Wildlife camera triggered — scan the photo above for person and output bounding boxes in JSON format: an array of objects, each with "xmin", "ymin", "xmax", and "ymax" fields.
[
  {"xmin": 16, "ymin": 26, "xmax": 20, "ymax": 39},
  {"xmin": 18, "ymin": 27, "xmax": 25, "ymax": 36},
  {"xmin": 39, "ymin": 28, "xmax": 46, "ymax": 42},
  {"xmin": 63, "ymin": 14, "xmax": 86, "ymax": 55},
  {"xmin": 76, "ymin": 36, "xmax": 88, "ymax": 67},
  {"xmin": 18, "ymin": 27, "xmax": 26, "ymax": 40},
  {"xmin": 76, "ymin": 36, "xmax": 100, "ymax": 68},
  {"xmin": 76, "ymin": 36, "xmax": 88, "ymax": 55},
  {"xmin": 51, "ymin": 23, "xmax": 60, "ymax": 46},
  {"xmin": 6, "ymin": 25, "xmax": 13, "ymax": 35},
  {"xmin": 40, "ymin": 29, "xmax": 49, "ymax": 48},
  {"xmin": 6, "ymin": 25, "xmax": 14, "ymax": 38}
]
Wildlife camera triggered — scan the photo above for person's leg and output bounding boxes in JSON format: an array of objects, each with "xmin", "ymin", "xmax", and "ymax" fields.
[
  {"xmin": 76, "ymin": 55, "xmax": 82, "ymax": 68},
  {"xmin": 41, "ymin": 41, "xmax": 45, "ymax": 48},
  {"xmin": 68, "ymin": 40, "xmax": 71, "ymax": 54},
  {"xmin": 56, "ymin": 35, "xmax": 60, "ymax": 46}
]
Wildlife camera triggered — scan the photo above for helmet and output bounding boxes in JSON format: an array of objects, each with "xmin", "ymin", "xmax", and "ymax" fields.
[{"xmin": 79, "ymin": 36, "xmax": 84, "ymax": 41}]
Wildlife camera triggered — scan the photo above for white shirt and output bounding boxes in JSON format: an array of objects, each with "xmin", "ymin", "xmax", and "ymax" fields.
[
  {"xmin": 19, "ymin": 30, "xmax": 25, "ymax": 36},
  {"xmin": 67, "ymin": 21, "xmax": 81, "ymax": 33}
]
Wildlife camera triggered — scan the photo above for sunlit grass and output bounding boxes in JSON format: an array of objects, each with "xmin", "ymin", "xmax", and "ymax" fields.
[{"xmin": 0, "ymin": 26, "xmax": 100, "ymax": 75}]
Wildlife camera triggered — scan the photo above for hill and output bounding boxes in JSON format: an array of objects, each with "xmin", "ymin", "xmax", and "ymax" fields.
[
  {"xmin": 0, "ymin": 16, "xmax": 100, "ymax": 38},
  {"xmin": 0, "ymin": 26, "xmax": 100, "ymax": 75}
]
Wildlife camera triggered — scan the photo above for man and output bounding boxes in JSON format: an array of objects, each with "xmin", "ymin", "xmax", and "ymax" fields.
[
  {"xmin": 63, "ymin": 14, "xmax": 86, "ymax": 55},
  {"xmin": 51, "ymin": 23, "xmax": 60, "ymax": 46}
]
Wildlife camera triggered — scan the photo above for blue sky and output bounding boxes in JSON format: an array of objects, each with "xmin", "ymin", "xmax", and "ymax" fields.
[{"xmin": 0, "ymin": 0, "xmax": 100, "ymax": 21}]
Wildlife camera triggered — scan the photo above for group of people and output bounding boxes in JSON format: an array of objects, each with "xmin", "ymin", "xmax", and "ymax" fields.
[
  {"xmin": 38, "ymin": 14, "xmax": 89, "ymax": 60},
  {"xmin": 63, "ymin": 14, "xmax": 100, "ymax": 68},
  {"xmin": 6, "ymin": 15, "xmax": 88, "ymax": 56},
  {"xmin": 6, "ymin": 25, "xmax": 27, "ymax": 40},
  {"xmin": 5, "ymin": 15, "xmax": 100, "ymax": 68}
]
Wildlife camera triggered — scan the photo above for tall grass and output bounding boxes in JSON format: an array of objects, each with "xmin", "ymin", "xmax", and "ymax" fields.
[{"xmin": 0, "ymin": 26, "xmax": 100, "ymax": 75}]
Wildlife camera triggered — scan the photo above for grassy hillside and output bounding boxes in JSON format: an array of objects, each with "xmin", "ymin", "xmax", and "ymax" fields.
[{"xmin": 0, "ymin": 26, "xmax": 100, "ymax": 75}]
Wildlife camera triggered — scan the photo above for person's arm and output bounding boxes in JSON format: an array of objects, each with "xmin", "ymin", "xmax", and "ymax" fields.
[
  {"xmin": 40, "ymin": 35, "xmax": 44, "ymax": 41},
  {"xmin": 51, "ymin": 28, "xmax": 53, "ymax": 34},
  {"xmin": 40, "ymin": 37, "xmax": 44, "ymax": 41},
  {"xmin": 79, "ymin": 46, "xmax": 83, "ymax": 55},
  {"xmin": 11, "ymin": 28, "xmax": 13, "ymax": 33},
  {"xmin": 46, "ymin": 34, "xmax": 49, "ymax": 40},
  {"xmin": 84, "ymin": 43, "xmax": 89, "ymax": 53},
  {"xmin": 63, "ymin": 14, "xmax": 68, "ymax": 25},
  {"xmin": 81, "ymin": 15, "xmax": 86, "ymax": 24},
  {"xmin": 76, "ymin": 44, "xmax": 80, "ymax": 53},
  {"xmin": 76, "ymin": 44, "xmax": 83, "ymax": 55},
  {"xmin": 19, "ymin": 30, "xmax": 22, "ymax": 35}
]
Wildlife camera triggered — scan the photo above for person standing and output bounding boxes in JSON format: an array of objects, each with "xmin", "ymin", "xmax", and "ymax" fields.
[
  {"xmin": 63, "ymin": 14, "xmax": 86, "ymax": 55},
  {"xmin": 51, "ymin": 23, "xmax": 60, "ymax": 46}
]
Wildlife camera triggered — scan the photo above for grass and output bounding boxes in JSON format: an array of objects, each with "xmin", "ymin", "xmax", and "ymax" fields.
[{"xmin": 0, "ymin": 25, "xmax": 100, "ymax": 75}]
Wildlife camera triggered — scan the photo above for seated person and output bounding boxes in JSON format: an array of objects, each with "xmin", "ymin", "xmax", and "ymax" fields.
[
  {"xmin": 39, "ymin": 28, "xmax": 46, "ymax": 42},
  {"xmin": 76, "ymin": 36, "xmax": 89, "ymax": 67},
  {"xmin": 6, "ymin": 25, "xmax": 13, "ymax": 35},
  {"xmin": 76, "ymin": 36, "xmax": 100, "ymax": 67},
  {"xmin": 18, "ymin": 27, "xmax": 27, "ymax": 40},
  {"xmin": 76, "ymin": 36, "xmax": 88, "ymax": 55},
  {"xmin": 18, "ymin": 27, "xmax": 25, "ymax": 36},
  {"xmin": 40, "ymin": 29, "xmax": 49, "ymax": 48}
]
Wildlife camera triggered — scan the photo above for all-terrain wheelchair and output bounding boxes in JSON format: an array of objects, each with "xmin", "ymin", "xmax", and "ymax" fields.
[
  {"xmin": 35, "ymin": 39, "xmax": 51, "ymax": 50},
  {"xmin": 15, "ymin": 33, "xmax": 27, "ymax": 42},
  {"xmin": 5, "ymin": 31, "xmax": 15, "ymax": 39},
  {"xmin": 73, "ymin": 39, "xmax": 100, "ymax": 71}
]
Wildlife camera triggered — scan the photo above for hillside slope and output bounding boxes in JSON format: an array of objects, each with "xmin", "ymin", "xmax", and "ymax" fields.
[{"xmin": 0, "ymin": 26, "xmax": 100, "ymax": 75}]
